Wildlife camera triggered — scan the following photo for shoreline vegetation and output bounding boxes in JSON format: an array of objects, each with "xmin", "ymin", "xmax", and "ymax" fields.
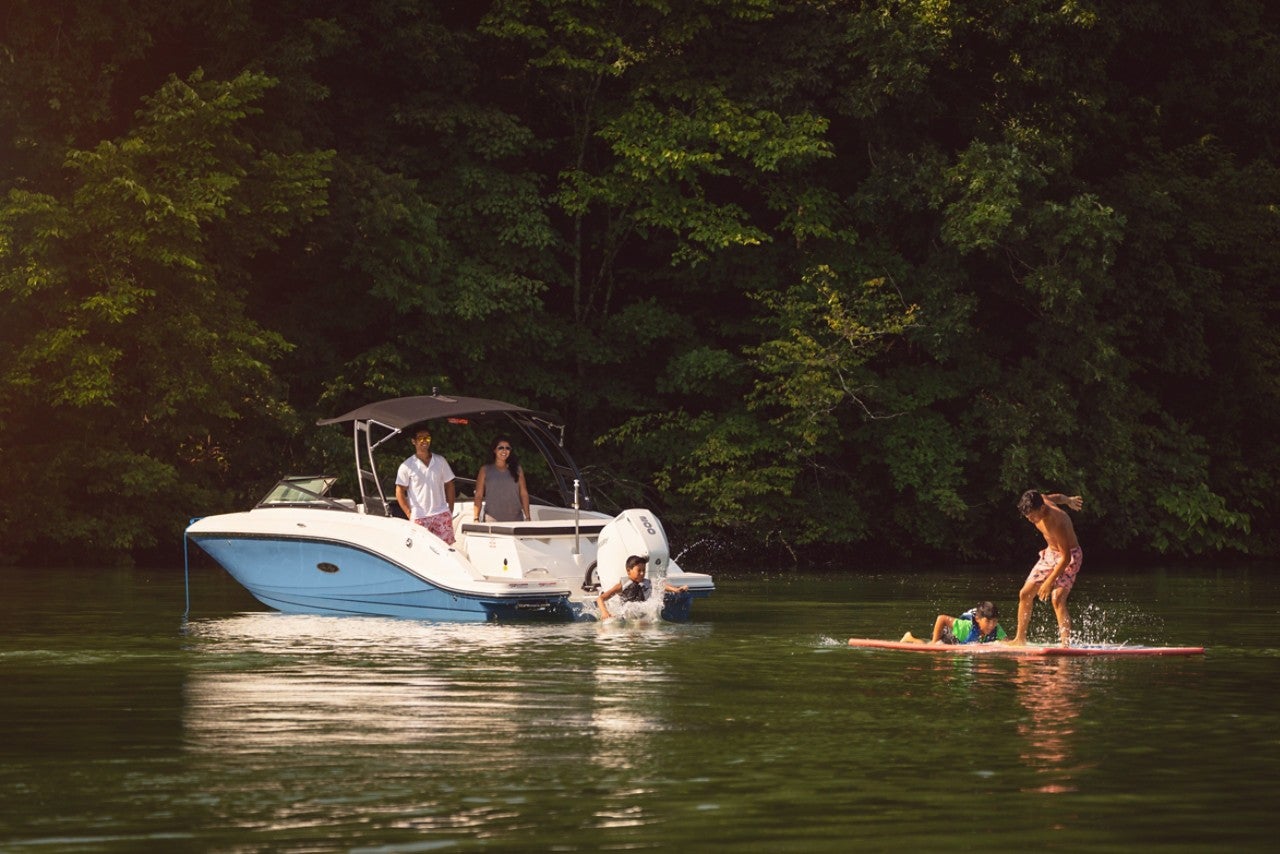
[{"xmin": 3, "ymin": 1, "xmax": 1277, "ymax": 566}]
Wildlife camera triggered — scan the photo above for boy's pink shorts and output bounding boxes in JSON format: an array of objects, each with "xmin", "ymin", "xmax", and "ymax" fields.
[{"xmin": 1026, "ymin": 547, "xmax": 1083, "ymax": 593}]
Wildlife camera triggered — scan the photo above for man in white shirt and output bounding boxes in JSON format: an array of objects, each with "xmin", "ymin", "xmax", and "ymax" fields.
[{"xmin": 395, "ymin": 427, "xmax": 457, "ymax": 544}]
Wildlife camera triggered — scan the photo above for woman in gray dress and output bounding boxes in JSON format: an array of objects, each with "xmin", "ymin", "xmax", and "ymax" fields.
[{"xmin": 472, "ymin": 435, "xmax": 531, "ymax": 522}]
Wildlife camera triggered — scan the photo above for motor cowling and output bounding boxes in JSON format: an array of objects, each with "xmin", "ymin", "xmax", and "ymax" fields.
[{"xmin": 595, "ymin": 509, "xmax": 671, "ymax": 593}]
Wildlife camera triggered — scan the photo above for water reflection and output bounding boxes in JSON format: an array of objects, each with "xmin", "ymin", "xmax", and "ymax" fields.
[
  {"xmin": 180, "ymin": 612, "xmax": 703, "ymax": 837},
  {"xmin": 1012, "ymin": 658, "xmax": 1091, "ymax": 794},
  {"xmin": 590, "ymin": 627, "xmax": 672, "ymax": 740},
  {"xmin": 898, "ymin": 652, "xmax": 1093, "ymax": 796},
  {"xmin": 182, "ymin": 613, "xmax": 601, "ymax": 750},
  {"xmin": 181, "ymin": 614, "xmax": 608, "ymax": 837},
  {"xmin": 584, "ymin": 618, "xmax": 686, "ymax": 828}
]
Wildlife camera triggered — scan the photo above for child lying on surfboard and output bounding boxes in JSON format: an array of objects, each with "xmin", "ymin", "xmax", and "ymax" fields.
[{"xmin": 900, "ymin": 601, "xmax": 1007, "ymax": 645}]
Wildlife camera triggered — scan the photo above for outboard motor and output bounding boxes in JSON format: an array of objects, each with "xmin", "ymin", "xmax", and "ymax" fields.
[{"xmin": 595, "ymin": 509, "xmax": 671, "ymax": 593}]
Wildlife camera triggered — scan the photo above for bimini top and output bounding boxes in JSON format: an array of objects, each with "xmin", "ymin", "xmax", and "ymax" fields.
[{"xmin": 317, "ymin": 393, "xmax": 558, "ymax": 431}]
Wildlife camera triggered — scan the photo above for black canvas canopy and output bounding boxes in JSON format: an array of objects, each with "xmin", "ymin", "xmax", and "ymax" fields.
[{"xmin": 317, "ymin": 394, "xmax": 560, "ymax": 430}]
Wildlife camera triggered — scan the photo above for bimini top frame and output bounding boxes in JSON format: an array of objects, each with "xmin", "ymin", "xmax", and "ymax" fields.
[{"xmin": 317, "ymin": 392, "xmax": 595, "ymax": 515}]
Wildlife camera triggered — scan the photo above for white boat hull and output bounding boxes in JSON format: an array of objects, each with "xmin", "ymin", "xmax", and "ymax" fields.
[{"xmin": 187, "ymin": 504, "xmax": 713, "ymax": 622}]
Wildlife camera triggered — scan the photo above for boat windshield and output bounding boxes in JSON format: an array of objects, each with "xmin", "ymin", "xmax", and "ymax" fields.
[{"xmin": 256, "ymin": 476, "xmax": 345, "ymax": 509}]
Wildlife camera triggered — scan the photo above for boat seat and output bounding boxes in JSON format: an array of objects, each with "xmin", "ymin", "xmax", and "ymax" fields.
[{"xmin": 460, "ymin": 520, "xmax": 608, "ymax": 537}]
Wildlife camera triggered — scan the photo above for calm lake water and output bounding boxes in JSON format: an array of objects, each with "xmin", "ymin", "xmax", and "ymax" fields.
[{"xmin": 2, "ymin": 561, "xmax": 1277, "ymax": 851}]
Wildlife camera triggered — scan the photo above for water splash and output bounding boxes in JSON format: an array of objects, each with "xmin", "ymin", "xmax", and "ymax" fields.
[
  {"xmin": 1070, "ymin": 602, "xmax": 1121, "ymax": 645},
  {"xmin": 587, "ymin": 577, "xmax": 672, "ymax": 623},
  {"xmin": 672, "ymin": 537, "xmax": 735, "ymax": 565},
  {"xmin": 1026, "ymin": 601, "xmax": 1169, "ymax": 646},
  {"xmin": 1076, "ymin": 600, "xmax": 1168, "ymax": 646}
]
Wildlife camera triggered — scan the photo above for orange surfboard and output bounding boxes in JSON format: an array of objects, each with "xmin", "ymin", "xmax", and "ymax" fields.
[{"xmin": 846, "ymin": 638, "xmax": 1205, "ymax": 656}]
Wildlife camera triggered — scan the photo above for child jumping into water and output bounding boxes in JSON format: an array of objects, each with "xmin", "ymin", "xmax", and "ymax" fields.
[
  {"xmin": 901, "ymin": 601, "xmax": 1007, "ymax": 645},
  {"xmin": 597, "ymin": 554, "xmax": 689, "ymax": 620}
]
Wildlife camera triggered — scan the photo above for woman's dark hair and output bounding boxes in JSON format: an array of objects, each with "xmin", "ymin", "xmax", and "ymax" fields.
[{"xmin": 491, "ymin": 435, "xmax": 521, "ymax": 481}]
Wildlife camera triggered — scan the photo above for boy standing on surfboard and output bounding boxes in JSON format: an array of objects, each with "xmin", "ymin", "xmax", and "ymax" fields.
[{"xmin": 1012, "ymin": 491, "xmax": 1083, "ymax": 646}]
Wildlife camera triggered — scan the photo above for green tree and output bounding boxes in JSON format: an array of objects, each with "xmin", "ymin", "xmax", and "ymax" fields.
[
  {"xmin": 636, "ymin": 0, "xmax": 1275, "ymax": 560},
  {"xmin": 0, "ymin": 68, "xmax": 331, "ymax": 562},
  {"xmin": 479, "ymin": 0, "xmax": 836, "ymax": 436},
  {"xmin": 3, "ymin": 0, "xmax": 1277, "ymax": 565}
]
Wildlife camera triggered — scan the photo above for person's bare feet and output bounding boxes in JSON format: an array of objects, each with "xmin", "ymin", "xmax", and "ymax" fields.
[{"xmin": 900, "ymin": 631, "xmax": 921, "ymax": 643}]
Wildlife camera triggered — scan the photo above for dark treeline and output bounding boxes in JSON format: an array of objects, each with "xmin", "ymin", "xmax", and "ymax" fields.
[{"xmin": 2, "ymin": 0, "xmax": 1277, "ymax": 566}]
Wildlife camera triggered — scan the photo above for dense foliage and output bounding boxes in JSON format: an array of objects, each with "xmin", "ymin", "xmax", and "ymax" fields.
[{"xmin": 2, "ymin": 0, "xmax": 1277, "ymax": 565}]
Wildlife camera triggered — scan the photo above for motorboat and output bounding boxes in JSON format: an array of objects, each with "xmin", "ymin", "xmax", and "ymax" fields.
[{"xmin": 185, "ymin": 392, "xmax": 714, "ymax": 621}]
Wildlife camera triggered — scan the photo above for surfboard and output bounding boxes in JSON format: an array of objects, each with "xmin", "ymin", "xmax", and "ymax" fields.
[{"xmin": 846, "ymin": 638, "xmax": 1205, "ymax": 657}]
